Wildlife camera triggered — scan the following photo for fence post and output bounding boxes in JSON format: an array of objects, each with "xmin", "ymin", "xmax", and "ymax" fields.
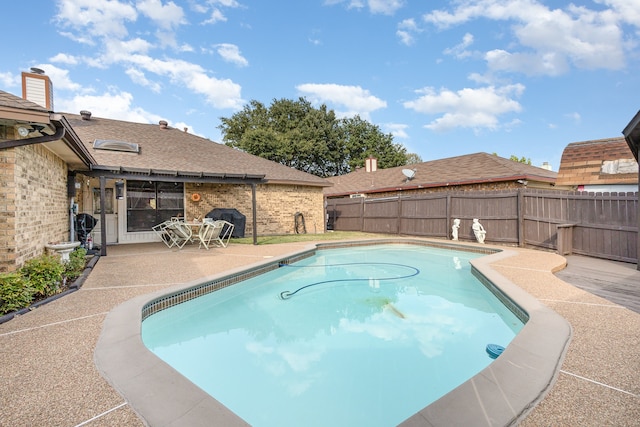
[
  {"xmin": 397, "ymin": 197, "xmax": 402, "ymax": 235},
  {"xmin": 359, "ymin": 197, "xmax": 364, "ymax": 232},
  {"xmin": 556, "ymin": 224, "xmax": 575, "ymax": 255},
  {"xmin": 446, "ymin": 194, "xmax": 451, "ymax": 240},
  {"xmin": 517, "ymin": 189, "xmax": 524, "ymax": 247}
]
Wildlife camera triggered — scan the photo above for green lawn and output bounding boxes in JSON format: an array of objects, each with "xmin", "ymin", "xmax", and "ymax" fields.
[{"xmin": 232, "ymin": 231, "xmax": 388, "ymax": 245}]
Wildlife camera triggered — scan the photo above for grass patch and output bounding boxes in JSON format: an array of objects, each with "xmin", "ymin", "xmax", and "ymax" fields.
[{"xmin": 232, "ymin": 231, "xmax": 388, "ymax": 245}]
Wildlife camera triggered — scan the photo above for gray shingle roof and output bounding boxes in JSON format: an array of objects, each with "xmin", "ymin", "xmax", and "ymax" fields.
[
  {"xmin": 62, "ymin": 113, "xmax": 329, "ymax": 187},
  {"xmin": 324, "ymin": 152, "xmax": 557, "ymax": 196}
]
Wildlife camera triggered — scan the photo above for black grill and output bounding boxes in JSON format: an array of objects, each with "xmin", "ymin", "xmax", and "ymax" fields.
[{"xmin": 205, "ymin": 208, "xmax": 246, "ymax": 238}]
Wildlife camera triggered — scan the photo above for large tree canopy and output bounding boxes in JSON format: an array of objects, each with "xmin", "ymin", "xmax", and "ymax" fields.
[{"xmin": 218, "ymin": 98, "xmax": 409, "ymax": 177}]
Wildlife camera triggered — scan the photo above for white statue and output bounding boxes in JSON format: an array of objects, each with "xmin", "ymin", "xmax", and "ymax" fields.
[
  {"xmin": 451, "ymin": 218, "xmax": 460, "ymax": 240},
  {"xmin": 472, "ymin": 218, "xmax": 486, "ymax": 244}
]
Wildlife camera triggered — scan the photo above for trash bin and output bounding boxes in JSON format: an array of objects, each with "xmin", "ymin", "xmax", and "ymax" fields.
[
  {"xmin": 205, "ymin": 208, "xmax": 246, "ymax": 238},
  {"xmin": 75, "ymin": 213, "xmax": 98, "ymax": 248}
]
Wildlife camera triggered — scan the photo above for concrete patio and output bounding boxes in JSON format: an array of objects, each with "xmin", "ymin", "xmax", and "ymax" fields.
[{"xmin": 0, "ymin": 239, "xmax": 638, "ymax": 426}]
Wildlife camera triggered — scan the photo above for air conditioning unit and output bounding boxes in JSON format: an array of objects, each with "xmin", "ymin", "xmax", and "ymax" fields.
[{"xmin": 350, "ymin": 193, "xmax": 366, "ymax": 198}]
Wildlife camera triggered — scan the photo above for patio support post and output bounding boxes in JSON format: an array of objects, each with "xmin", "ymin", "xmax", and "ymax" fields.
[
  {"xmin": 99, "ymin": 176, "xmax": 107, "ymax": 256},
  {"xmin": 251, "ymin": 183, "xmax": 258, "ymax": 245}
]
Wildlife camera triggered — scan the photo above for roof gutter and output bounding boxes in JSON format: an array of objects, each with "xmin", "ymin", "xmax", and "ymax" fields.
[
  {"xmin": 0, "ymin": 114, "xmax": 95, "ymax": 167},
  {"xmin": 0, "ymin": 120, "xmax": 65, "ymax": 149}
]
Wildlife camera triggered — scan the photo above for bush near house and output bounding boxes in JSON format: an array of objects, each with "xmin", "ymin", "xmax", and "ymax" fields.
[{"xmin": 0, "ymin": 248, "xmax": 88, "ymax": 315}]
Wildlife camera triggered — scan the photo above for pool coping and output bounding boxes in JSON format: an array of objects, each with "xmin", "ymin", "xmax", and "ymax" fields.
[{"xmin": 94, "ymin": 240, "xmax": 572, "ymax": 427}]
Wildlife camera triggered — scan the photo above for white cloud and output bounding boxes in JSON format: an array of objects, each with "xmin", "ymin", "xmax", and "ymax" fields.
[
  {"xmin": 55, "ymin": 0, "xmax": 247, "ymax": 110},
  {"xmin": 324, "ymin": 0, "xmax": 404, "ymax": 15},
  {"xmin": 120, "ymin": 55, "xmax": 244, "ymax": 109},
  {"xmin": 397, "ymin": 18, "xmax": 421, "ymax": 45},
  {"xmin": 125, "ymin": 68, "xmax": 162, "ymax": 92},
  {"xmin": 485, "ymin": 49, "xmax": 569, "ymax": 76},
  {"xmin": 423, "ymin": 0, "xmax": 631, "ymax": 75},
  {"xmin": 55, "ymin": 0, "xmax": 137, "ymax": 40},
  {"xmin": 214, "ymin": 44, "xmax": 249, "ymax": 67},
  {"xmin": 199, "ymin": 0, "xmax": 243, "ymax": 24},
  {"xmin": 203, "ymin": 8, "xmax": 227, "ymax": 24},
  {"xmin": 49, "ymin": 53, "xmax": 80, "ymax": 65},
  {"xmin": 0, "ymin": 72, "xmax": 19, "ymax": 88},
  {"xmin": 296, "ymin": 83, "xmax": 387, "ymax": 119},
  {"xmin": 32, "ymin": 63, "xmax": 84, "ymax": 93},
  {"xmin": 403, "ymin": 84, "xmax": 525, "ymax": 132},
  {"xmin": 211, "ymin": 0, "xmax": 242, "ymax": 6},
  {"xmin": 383, "ymin": 122, "xmax": 409, "ymax": 138},
  {"xmin": 136, "ymin": 0, "xmax": 186, "ymax": 30},
  {"xmin": 443, "ymin": 33, "xmax": 474, "ymax": 59},
  {"xmin": 369, "ymin": 0, "xmax": 405, "ymax": 15},
  {"xmin": 565, "ymin": 112, "xmax": 581, "ymax": 123},
  {"xmin": 56, "ymin": 90, "xmax": 163, "ymax": 124}
]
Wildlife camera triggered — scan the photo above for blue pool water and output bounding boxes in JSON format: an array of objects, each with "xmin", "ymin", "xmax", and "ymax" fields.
[{"xmin": 142, "ymin": 244, "xmax": 524, "ymax": 426}]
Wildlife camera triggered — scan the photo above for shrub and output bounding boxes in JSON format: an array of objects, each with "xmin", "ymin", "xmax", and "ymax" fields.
[
  {"xmin": 0, "ymin": 273, "xmax": 34, "ymax": 315},
  {"xmin": 65, "ymin": 247, "xmax": 88, "ymax": 282},
  {"xmin": 20, "ymin": 253, "xmax": 65, "ymax": 298},
  {"xmin": 0, "ymin": 249, "xmax": 90, "ymax": 316}
]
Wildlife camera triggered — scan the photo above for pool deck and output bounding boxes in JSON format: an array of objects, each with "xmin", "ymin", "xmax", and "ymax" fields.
[{"xmin": 0, "ymin": 238, "xmax": 638, "ymax": 426}]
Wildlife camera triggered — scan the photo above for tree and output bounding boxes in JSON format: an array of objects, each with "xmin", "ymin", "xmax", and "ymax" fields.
[
  {"xmin": 405, "ymin": 153, "xmax": 423, "ymax": 164},
  {"xmin": 509, "ymin": 155, "xmax": 532, "ymax": 165},
  {"xmin": 218, "ymin": 98, "xmax": 408, "ymax": 177},
  {"xmin": 493, "ymin": 153, "xmax": 532, "ymax": 165}
]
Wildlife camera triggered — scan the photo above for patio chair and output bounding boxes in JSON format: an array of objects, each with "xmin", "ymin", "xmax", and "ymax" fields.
[
  {"xmin": 164, "ymin": 221, "xmax": 193, "ymax": 249},
  {"xmin": 152, "ymin": 220, "xmax": 175, "ymax": 248},
  {"xmin": 198, "ymin": 220, "xmax": 234, "ymax": 249}
]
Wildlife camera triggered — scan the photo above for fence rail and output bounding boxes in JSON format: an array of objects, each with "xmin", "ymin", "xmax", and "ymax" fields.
[{"xmin": 326, "ymin": 189, "xmax": 638, "ymax": 263}]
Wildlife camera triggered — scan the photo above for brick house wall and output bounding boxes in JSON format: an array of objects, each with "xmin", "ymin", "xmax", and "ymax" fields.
[
  {"xmin": 0, "ymin": 143, "xmax": 69, "ymax": 272},
  {"xmin": 186, "ymin": 183, "xmax": 325, "ymax": 236},
  {"xmin": 0, "ymin": 148, "xmax": 17, "ymax": 272}
]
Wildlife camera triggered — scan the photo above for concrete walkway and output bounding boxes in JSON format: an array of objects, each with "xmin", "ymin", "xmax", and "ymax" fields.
[{"xmin": 0, "ymin": 239, "xmax": 638, "ymax": 426}]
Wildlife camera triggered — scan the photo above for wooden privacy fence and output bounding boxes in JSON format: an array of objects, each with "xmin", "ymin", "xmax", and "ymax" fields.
[{"xmin": 326, "ymin": 189, "xmax": 638, "ymax": 263}]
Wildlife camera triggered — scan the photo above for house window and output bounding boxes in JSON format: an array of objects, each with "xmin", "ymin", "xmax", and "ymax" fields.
[
  {"xmin": 126, "ymin": 181, "xmax": 184, "ymax": 232},
  {"xmin": 93, "ymin": 188, "xmax": 114, "ymax": 214}
]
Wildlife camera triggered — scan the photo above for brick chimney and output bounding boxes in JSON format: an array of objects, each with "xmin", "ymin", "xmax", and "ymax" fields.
[{"xmin": 21, "ymin": 68, "xmax": 54, "ymax": 110}]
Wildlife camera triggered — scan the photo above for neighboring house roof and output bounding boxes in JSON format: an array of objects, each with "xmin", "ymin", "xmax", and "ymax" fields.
[
  {"xmin": 556, "ymin": 137, "xmax": 638, "ymax": 187},
  {"xmin": 62, "ymin": 113, "xmax": 330, "ymax": 187},
  {"xmin": 0, "ymin": 90, "xmax": 95, "ymax": 169},
  {"xmin": 324, "ymin": 152, "xmax": 557, "ymax": 197}
]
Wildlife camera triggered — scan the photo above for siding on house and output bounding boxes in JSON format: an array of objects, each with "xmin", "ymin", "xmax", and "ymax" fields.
[{"xmin": 556, "ymin": 137, "xmax": 638, "ymax": 189}]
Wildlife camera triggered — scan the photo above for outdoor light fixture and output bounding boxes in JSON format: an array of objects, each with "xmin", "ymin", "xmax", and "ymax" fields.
[
  {"xmin": 16, "ymin": 124, "xmax": 47, "ymax": 137},
  {"xmin": 115, "ymin": 181, "xmax": 124, "ymax": 200}
]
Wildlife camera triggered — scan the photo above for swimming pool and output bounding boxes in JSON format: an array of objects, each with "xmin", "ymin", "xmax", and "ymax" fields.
[
  {"xmin": 95, "ymin": 239, "xmax": 571, "ymax": 427},
  {"xmin": 141, "ymin": 243, "xmax": 524, "ymax": 426}
]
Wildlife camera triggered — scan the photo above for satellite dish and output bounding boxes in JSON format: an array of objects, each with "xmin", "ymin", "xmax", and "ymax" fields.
[{"xmin": 402, "ymin": 169, "xmax": 416, "ymax": 181}]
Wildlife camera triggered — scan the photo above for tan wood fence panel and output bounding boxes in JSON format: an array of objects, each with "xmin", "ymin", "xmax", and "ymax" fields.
[{"xmin": 326, "ymin": 189, "xmax": 638, "ymax": 263}]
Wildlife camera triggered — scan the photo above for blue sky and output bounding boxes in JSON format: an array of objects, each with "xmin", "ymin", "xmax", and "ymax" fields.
[{"xmin": 1, "ymin": 0, "xmax": 638, "ymax": 172}]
